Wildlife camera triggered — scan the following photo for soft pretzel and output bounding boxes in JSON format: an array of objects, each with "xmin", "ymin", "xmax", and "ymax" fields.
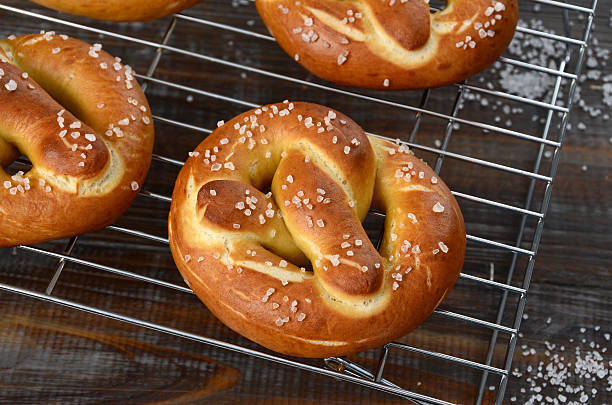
[
  {"xmin": 256, "ymin": 0, "xmax": 518, "ymax": 90},
  {"xmin": 28, "ymin": 0, "xmax": 202, "ymax": 21},
  {"xmin": 169, "ymin": 101, "xmax": 465, "ymax": 357},
  {"xmin": 0, "ymin": 33, "xmax": 154, "ymax": 247}
]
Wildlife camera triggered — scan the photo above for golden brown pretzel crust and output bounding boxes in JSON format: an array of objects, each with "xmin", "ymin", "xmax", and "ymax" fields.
[
  {"xmin": 256, "ymin": 0, "xmax": 518, "ymax": 90},
  {"xmin": 28, "ymin": 0, "xmax": 202, "ymax": 21},
  {"xmin": 169, "ymin": 102, "xmax": 465, "ymax": 357},
  {"xmin": 0, "ymin": 33, "xmax": 154, "ymax": 247}
]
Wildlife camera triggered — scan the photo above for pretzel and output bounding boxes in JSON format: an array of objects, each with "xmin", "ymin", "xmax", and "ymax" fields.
[
  {"xmin": 28, "ymin": 0, "xmax": 202, "ymax": 21},
  {"xmin": 0, "ymin": 33, "xmax": 154, "ymax": 247},
  {"xmin": 256, "ymin": 0, "xmax": 518, "ymax": 90},
  {"xmin": 169, "ymin": 102, "xmax": 465, "ymax": 357}
]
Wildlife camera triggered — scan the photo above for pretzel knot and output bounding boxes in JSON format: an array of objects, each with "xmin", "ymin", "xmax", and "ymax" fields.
[
  {"xmin": 256, "ymin": 0, "xmax": 518, "ymax": 89},
  {"xmin": 0, "ymin": 34, "xmax": 154, "ymax": 247},
  {"xmin": 169, "ymin": 102, "xmax": 465, "ymax": 357}
]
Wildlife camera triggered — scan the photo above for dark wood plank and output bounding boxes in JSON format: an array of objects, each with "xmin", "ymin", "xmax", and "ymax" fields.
[{"xmin": 0, "ymin": 0, "xmax": 610, "ymax": 403}]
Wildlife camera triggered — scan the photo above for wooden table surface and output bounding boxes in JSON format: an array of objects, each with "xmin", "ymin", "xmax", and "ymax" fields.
[{"xmin": 0, "ymin": 0, "xmax": 610, "ymax": 404}]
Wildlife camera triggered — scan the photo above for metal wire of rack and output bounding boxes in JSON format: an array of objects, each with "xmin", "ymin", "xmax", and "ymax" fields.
[{"xmin": 0, "ymin": 0, "xmax": 599, "ymax": 403}]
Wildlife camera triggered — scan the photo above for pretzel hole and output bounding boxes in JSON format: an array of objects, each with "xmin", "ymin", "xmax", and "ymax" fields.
[
  {"xmin": 363, "ymin": 210, "xmax": 387, "ymax": 249},
  {"xmin": 0, "ymin": 138, "xmax": 30, "ymax": 180},
  {"xmin": 3, "ymin": 157, "xmax": 31, "ymax": 174},
  {"xmin": 429, "ymin": 0, "xmax": 448, "ymax": 12}
]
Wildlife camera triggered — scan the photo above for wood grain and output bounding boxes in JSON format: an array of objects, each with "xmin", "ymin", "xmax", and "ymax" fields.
[{"xmin": 0, "ymin": 0, "xmax": 610, "ymax": 403}]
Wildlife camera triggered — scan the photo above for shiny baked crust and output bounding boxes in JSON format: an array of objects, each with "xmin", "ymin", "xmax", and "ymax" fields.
[
  {"xmin": 28, "ymin": 0, "xmax": 202, "ymax": 21},
  {"xmin": 256, "ymin": 0, "xmax": 518, "ymax": 90},
  {"xmin": 169, "ymin": 101, "xmax": 465, "ymax": 357},
  {"xmin": 0, "ymin": 33, "xmax": 154, "ymax": 247}
]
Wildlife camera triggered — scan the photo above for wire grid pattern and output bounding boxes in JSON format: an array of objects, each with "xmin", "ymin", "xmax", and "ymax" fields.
[{"xmin": 0, "ymin": 1, "xmax": 598, "ymax": 403}]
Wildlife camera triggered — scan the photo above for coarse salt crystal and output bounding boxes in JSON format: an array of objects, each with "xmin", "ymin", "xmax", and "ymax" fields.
[
  {"xmin": 433, "ymin": 202, "xmax": 445, "ymax": 212},
  {"xmin": 4, "ymin": 80, "xmax": 17, "ymax": 91}
]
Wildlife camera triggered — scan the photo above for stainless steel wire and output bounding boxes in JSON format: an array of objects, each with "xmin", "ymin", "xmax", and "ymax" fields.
[{"xmin": 0, "ymin": 1, "xmax": 598, "ymax": 403}]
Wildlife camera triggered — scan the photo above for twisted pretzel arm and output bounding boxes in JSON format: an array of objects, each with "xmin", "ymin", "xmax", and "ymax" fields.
[
  {"xmin": 169, "ymin": 102, "xmax": 465, "ymax": 357},
  {"xmin": 0, "ymin": 34, "xmax": 154, "ymax": 247},
  {"xmin": 256, "ymin": 0, "xmax": 518, "ymax": 89}
]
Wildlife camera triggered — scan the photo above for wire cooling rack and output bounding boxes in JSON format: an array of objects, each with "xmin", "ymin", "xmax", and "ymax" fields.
[{"xmin": 0, "ymin": 0, "xmax": 599, "ymax": 403}]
